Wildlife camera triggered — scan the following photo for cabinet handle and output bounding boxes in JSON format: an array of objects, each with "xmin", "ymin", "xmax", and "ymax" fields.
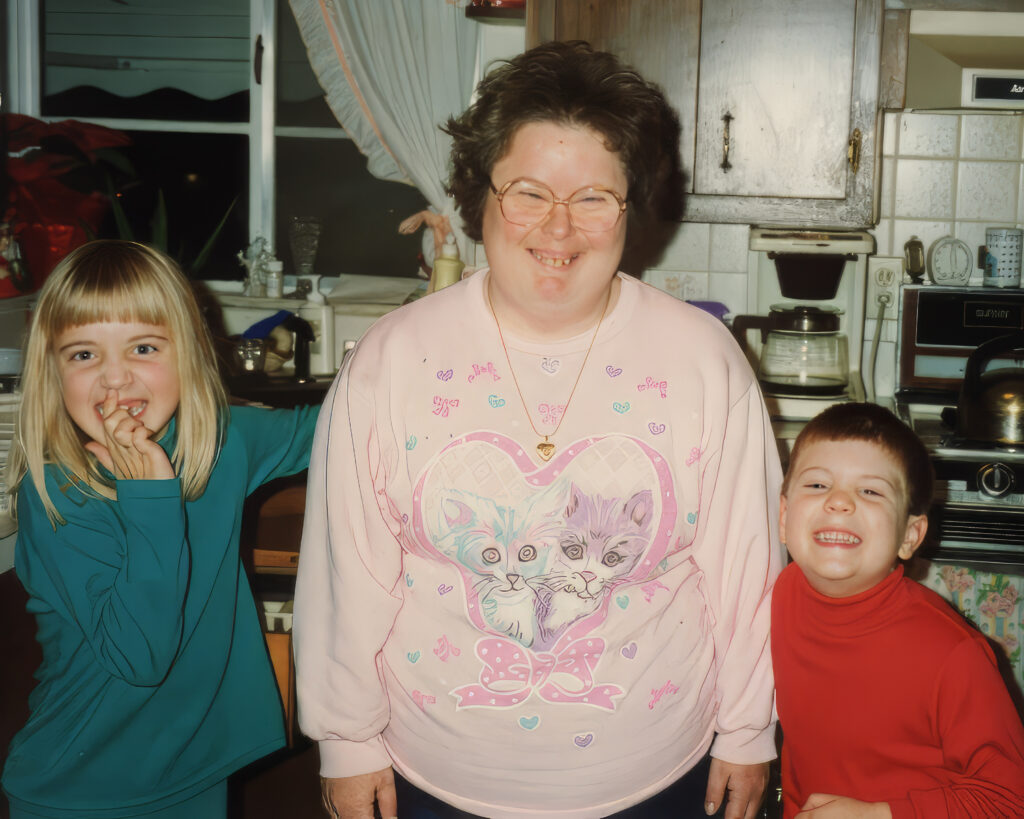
[
  {"xmin": 254, "ymin": 34, "xmax": 264, "ymax": 85},
  {"xmin": 720, "ymin": 112, "xmax": 733, "ymax": 172},
  {"xmin": 847, "ymin": 128, "xmax": 861, "ymax": 175}
]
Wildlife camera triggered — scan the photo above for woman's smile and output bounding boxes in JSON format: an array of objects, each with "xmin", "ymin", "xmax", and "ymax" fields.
[{"xmin": 483, "ymin": 121, "xmax": 628, "ymax": 339}]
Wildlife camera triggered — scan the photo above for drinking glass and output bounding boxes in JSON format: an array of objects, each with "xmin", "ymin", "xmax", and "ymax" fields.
[{"xmin": 289, "ymin": 216, "xmax": 322, "ymax": 277}]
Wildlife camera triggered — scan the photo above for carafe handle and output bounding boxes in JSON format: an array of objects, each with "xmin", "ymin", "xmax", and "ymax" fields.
[{"xmin": 732, "ymin": 314, "xmax": 771, "ymax": 354}]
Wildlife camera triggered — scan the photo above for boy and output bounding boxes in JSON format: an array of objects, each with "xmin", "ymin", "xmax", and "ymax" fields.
[{"xmin": 772, "ymin": 402, "xmax": 1024, "ymax": 818}]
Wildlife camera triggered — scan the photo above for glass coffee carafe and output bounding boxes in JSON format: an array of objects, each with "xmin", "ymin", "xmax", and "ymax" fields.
[{"xmin": 734, "ymin": 304, "xmax": 849, "ymax": 397}]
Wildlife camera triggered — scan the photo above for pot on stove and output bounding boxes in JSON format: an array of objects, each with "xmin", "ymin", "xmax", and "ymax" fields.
[
  {"xmin": 733, "ymin": 304, "xmax": 849, "ymax": 396},
  {"xmin": 956, "ymin": 331, "xmax": 1024, "ymax": 446}
]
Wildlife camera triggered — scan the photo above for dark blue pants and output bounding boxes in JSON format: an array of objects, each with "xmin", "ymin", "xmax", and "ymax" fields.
[{"xmin": 393, "ymin": 753, "xmax": 722, "ymax": 818}]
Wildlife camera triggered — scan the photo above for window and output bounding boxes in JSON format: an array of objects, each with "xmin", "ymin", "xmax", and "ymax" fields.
[{"xmin": 4, "ymin": 0, "xmax": 426, "ymax": 279}]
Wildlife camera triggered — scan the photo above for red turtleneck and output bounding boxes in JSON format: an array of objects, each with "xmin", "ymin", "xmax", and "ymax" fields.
[{"xmin": 772, "ymin": 562, "xmax": 1024, "ymax": 818}]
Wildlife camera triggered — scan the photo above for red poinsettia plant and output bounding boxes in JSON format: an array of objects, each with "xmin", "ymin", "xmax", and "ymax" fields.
[{"xmin": 1, "ymin": 113, "xmax": 132, "ymax": 296}]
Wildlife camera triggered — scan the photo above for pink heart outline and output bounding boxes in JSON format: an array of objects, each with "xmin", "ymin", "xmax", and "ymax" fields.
[{"xmin": 410, "ymin": 433, "xmax": 677, "ymax": 648}]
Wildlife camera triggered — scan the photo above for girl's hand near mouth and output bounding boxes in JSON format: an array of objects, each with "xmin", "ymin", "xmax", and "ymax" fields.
[{"xmin": 85, "ymin": 389, "xmax": 176, "ymax": 481}]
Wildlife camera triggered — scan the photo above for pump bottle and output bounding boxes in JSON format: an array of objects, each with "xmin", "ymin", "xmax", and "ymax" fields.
[{"xmin": 429, "ymin": 234, "xmax": 465, "ymax": 293}]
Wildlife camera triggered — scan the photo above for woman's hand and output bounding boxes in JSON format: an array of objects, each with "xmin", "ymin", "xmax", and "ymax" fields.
[
  {"xmin": 705, "ymin": 759, "xmax": 769, "ymax": 819},
  {"xmin": 796, "ymin": 794, "xmax": 892, "ymax": 818},
  {"xmin": 320, "ymin": 768, "xmax": 397, "ymax": 819},
  {"xmin": 84, "ymin": 390, "xmax": 175, "ymax": 481}
]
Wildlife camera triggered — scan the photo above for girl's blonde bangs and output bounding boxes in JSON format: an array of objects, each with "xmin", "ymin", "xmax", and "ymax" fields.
[{"xmin": 38, "ymin": 247, "xmax": 183, "ymax": 334}]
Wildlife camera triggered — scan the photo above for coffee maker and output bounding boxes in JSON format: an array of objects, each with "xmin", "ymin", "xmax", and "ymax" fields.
[{"xmin": 734, "ymin": 227, "xmax": 875, "ymax": 422}]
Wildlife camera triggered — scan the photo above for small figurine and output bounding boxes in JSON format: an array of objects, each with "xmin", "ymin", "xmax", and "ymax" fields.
[{"xmin": 237, "ymin": 236, "xmax": 274, "ymax": 297}]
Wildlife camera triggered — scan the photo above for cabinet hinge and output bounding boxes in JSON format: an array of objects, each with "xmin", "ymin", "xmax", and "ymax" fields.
[{"xmin": 847, "ymin": 128, "xmax": 862, "ymax": 175}]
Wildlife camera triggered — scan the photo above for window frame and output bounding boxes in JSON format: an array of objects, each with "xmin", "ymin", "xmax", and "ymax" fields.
[{"xmin": 4, "ymin": 0, "xmax": 345, "ymax": 256}]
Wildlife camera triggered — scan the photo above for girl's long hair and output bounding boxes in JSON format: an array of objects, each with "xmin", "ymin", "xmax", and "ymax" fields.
[{"xmin": 6, "ymin": 240, "xmax": 227, "ymax": 524}]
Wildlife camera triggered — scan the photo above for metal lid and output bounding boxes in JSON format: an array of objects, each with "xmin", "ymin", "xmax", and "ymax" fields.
[{"xmin": 768, "ymin": 304, "xmax": 843, "ymax": 333}]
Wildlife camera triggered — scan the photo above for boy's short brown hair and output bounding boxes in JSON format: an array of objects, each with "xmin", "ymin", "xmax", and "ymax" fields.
[{"xmin": 783, "ymin": 402, "xmax": 934, "ymax": 516}]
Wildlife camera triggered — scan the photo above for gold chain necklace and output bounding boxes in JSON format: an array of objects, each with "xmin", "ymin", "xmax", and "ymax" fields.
[{"xmin": 487, "ymin": 280, "xmax": 611, "ymax": 462}]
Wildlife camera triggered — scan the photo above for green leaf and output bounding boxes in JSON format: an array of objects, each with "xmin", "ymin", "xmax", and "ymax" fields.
[
  {"xmin": 189, "ymin": 197, "xmax": 236, "ymax": 274},
  {"xmin": 151, "ymin": 190, "xmax": 168, "ymax": 252}
]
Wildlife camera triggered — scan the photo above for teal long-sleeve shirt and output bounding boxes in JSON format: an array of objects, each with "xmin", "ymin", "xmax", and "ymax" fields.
[{"xmin": 2, "ymin": 404, "xmax": 319, "ymax": 817}]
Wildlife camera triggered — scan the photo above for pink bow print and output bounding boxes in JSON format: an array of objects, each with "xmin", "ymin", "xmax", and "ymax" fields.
[{"xmin": 452, "ymin": 637, "xmax": 623, "ymax": 711}]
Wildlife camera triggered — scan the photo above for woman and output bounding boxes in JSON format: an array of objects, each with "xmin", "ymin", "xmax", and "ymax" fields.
[{"xmin": 294, "ymin": 41, "xmax": 782, "ymax": 819}]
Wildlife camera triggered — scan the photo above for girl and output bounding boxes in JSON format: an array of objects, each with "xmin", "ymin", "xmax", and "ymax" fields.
[{"xmin": 2, "ymin": 240, "xmax": 319, "ymax": 818}]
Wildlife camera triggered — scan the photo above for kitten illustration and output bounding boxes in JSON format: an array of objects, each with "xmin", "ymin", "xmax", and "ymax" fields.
[
  {"xmin": 431, "ymin": 486, "xmax": 564, "ymax": 648},
  {"xmin": 535, "ymin": 485, "xmax": 654, "ymax": 649}
]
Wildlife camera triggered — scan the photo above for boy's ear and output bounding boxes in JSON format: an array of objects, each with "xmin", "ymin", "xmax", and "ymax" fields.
[
  {"xmin": 778, "ymin": 494, "xmax": 788, "ymax": 545},
  {"xmin": 897, "ymin": 514, "xmax": 928, "ymax": 561}
]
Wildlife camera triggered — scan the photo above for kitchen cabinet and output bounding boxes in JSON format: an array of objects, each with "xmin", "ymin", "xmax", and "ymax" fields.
[{"xmin": 527, "ymin": 0, "xmax": 883, "ymax": 227}]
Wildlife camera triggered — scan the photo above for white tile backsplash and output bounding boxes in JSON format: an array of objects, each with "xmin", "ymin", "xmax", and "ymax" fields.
[
  {"xmin": 894, "ymin": 159, "xmax": 956, "ymax": 219},
  {"xmin": 658, "ymin": 221, "xmax": 710, "ymax": 271},
  {"xmin": 960, "ymin": 115, "xmax": 1022, "ymax": 161},
  {"xmin": 642, "ymin": 269, "xmax": 708, "ymax": 301},
  {"xmin": 898, "ymin": 112, "xmax": 959, "ymax": 158},
  {"xmin": 879, "ymin": 156, "xmax": 897, "ymax": 219},
  {"xmin": 709, "ymin": 223, "xmax": 750, "ymax": 273},
  {"xmin": 882, "ymin": 112, "xmax": 899, "ymax": 157},
  {"xmin": 707, "ymin": 272, "xmax": 750, "ymax": 317},
  {"xmin": 956, "ymin": 161, "xmax": 1021, "ymax": 221}
]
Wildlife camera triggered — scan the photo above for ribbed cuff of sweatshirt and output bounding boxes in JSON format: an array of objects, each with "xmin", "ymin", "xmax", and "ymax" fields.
[{"xmin": 318, "ymin": 736, "xmax": 392, "ymax": 778}]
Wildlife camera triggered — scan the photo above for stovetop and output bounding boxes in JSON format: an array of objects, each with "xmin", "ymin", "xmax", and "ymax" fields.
[{"xmin": 899, "ymin": 400, "xmax": 1024, "ymax": 463}]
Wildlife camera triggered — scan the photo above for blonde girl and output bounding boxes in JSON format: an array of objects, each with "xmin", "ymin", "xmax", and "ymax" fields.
[{"xmin": 2, "ymin": 241, "xmax": 319, "ymax": 819}]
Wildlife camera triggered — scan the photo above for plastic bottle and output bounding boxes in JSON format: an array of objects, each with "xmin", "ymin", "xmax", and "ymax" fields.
[
  {"xmin": 429, "ymin": 234, "xmax": 465, "ymax": 293},
  {"xmin": 265, "ymin": 260, "xmax": 284, "ymax": 298}
]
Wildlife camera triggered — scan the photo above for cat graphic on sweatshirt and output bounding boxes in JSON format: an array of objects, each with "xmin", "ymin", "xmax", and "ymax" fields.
[
  {"xmin": 432, "ymin": 487, "xmax": 564, "ymax": 648},
  {"xmin": 534, "ymin": 485, "xmax": 654, "ymax": 650}
]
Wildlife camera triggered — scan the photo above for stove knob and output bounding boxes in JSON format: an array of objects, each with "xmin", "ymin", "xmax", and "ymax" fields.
[{"xmin": 977, "ymin": 463, "xmax": 1014, "ymax": 498}]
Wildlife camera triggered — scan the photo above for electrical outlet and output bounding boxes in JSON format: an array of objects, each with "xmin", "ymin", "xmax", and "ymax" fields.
[{"xmin": 866, "ymin": 256, "xmax": 902, "ymax": 319}]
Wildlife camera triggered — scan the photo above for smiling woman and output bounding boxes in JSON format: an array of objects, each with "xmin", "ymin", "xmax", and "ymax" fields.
[{"xmin": 293, "ymin": 40, "xmax": 783, "ymax": 819}]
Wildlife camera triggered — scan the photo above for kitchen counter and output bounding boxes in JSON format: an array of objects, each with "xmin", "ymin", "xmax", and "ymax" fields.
[{"xmin": 228, "ymin": 373, "xmax": 335, "ymax": 409}]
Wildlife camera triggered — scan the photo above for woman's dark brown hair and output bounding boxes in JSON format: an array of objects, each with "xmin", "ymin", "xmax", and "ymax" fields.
[{"xmin": 443, "ymin": 40, "xmax": 684, "ymax": 243}]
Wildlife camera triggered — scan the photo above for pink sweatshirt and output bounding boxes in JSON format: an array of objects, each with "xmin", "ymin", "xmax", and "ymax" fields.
[{"xmin": 294, "ymin": 271, "xmax": 783, "ymax": 817}]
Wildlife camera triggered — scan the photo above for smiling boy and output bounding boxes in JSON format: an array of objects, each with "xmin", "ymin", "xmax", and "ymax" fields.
[{"xmin": 771, "ymin": 402, "xmax": 1024, "ymax": 818}]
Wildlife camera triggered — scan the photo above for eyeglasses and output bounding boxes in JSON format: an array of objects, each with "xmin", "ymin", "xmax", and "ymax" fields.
[{"xmin": 489, "ymin": 178, "xmax": 627, "ymax": 233}]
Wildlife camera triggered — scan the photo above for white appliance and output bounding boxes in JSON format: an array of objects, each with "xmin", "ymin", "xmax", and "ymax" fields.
[{"xmin": 740, "ymin": 227, "xmax": 875, "ymax": 423}]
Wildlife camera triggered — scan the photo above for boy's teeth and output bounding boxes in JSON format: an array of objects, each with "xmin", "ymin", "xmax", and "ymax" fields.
[
  {"xmin": 128, "ymin": 405, "xmax": 145, "ymax": 417},
  {"xmin": 816, "ymin": 531, "xmax": 861, "ymax": 545}
]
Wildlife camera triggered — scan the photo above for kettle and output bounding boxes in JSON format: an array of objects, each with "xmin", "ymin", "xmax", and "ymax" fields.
[
  {"xmin": 956, "ymin": 331, "xmax": 1024, "ymax": 446},
  {"xmin": 733, "ymin": 304, "xmax": 849, "ymax": 396}
]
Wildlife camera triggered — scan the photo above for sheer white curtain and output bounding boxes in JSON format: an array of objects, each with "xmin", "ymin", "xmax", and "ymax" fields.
[{"xmin": 288, "ymin": 0, "xmax": 479, "ymax": 259}]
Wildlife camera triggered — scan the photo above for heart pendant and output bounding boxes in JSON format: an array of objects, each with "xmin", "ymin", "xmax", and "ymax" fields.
[{"xmin": 537, "ymin": 441, "xmax": 555, "ymax": 461}]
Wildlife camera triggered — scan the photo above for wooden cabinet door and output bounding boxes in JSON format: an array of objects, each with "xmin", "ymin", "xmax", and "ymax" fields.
[
  {"xmin": 694, "ymin": 0, "xmax": 856, "ymax": 199},
  {"xmin": 526, "ymin": 0, "xmax": 882, "ymax": 227},
  {"xmin": 526, "ymin": 0, "xmax": 701, "ymax": 197}
]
